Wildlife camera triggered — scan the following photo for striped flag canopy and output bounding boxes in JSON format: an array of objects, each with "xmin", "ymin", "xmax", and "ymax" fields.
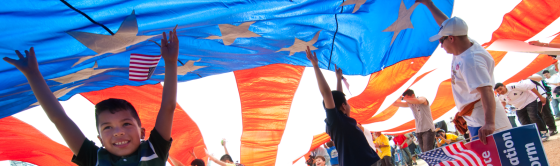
[{"xmin": 0, "ymin": 0, "xmax": 558, "ymax": 165}]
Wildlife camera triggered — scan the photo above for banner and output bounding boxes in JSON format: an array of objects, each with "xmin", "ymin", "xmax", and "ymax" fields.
[{"xmin": 420, "ymin": 124, "xmax": 549, "ymax": 166}]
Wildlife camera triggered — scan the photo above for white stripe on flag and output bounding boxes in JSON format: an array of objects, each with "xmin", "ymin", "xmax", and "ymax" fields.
[
  {"xmin": 130, "ymin": 56, "xmax": 161, "ymax": 60},
  {"xmin": 457, "ymin": 143, "xmax": 484, "ymax": 166},
  {"xmin": 443, "ymin": 145, "xmax": 469, "ymax": 166},
  {"xmin": 129, "ymin": 68, "xmax": 147, "ymax": 72}
]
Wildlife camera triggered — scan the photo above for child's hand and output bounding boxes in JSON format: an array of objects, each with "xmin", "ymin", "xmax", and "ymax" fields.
[
  {"xmin": 305, "ymin": 46, "xmax": 318, "ymax": 66},
  {"xmin": 3, "ymin": 47, "xmax": 39, "ymax": 76},
  {"xmin": 161, "ymin": 27, "xmax": 179, "ymax": 63},
  {"xmin": 335, "ymin": 64, "xmax": 343, "ymax": 80}
]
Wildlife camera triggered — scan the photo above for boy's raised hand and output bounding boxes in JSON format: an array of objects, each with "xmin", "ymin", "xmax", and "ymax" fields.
[
  {"xmin": 335, "ymin": 64, "xmax": 342, "ymax": 80},
  {"xmin": 161, "ymin": 27, "xmax": 179, "ymax": 62},
  {"xmin": 155, "ymin": 27, "xmax": 179, "ymax": 142},
  {"xmin": 306, "ymin": 46, "xmax": 319, "ymax": 66},
  {"xmin": 3, "ymin": 47, "xmax": 39, "ymax": 75},
  {"xmin": 4, "ymin": 47, "xmax": 86, "ymax": 155}
]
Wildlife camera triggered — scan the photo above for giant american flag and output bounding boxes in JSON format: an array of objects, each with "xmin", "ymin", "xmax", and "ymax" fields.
[{"xmin": 0, "ymin": 0, "xmax": 558, "ymax": 166}]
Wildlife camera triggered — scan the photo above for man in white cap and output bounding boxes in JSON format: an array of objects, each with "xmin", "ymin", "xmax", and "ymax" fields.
[{"xmin": 417, "ymin": 0, "xmax": 512, "ymax": 144}]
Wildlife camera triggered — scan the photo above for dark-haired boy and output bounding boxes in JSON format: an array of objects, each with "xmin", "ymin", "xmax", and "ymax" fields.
[
  {"xmin": 3, "ymin": 30, "xmax": 179, "ymax": 165},
  {"xmin": 392, "ymin": 89, "xmax": 435, "ymax": 152},
  {"xmin": 305, "ymin": 46, "xmax": 380, "ymax": 166}
]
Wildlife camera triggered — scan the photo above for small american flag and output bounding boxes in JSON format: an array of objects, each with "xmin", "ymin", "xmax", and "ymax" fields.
[
  {"xmin": 419, "ymin": 142, "xmax": 484, "ymax": 166},
  {"xmin": 129, "ymin": 53, "xmax": 162, "ymax": 81}
]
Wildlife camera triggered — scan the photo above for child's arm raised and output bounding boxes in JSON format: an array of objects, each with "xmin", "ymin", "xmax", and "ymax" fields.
[
  {"xmin": 3, "ymin": 48, "xmax": 86, "ymax": 155},
  {"xmin": 306, "ymin": 46, "xmax": 335, "ymax": 109},
  {"xmin": 155, "ymin": 29, "xmax": 179, "ymax": 141},
  {"xmin": 335, "ymin": 64, "xmax": 343, "ymax": 92}
]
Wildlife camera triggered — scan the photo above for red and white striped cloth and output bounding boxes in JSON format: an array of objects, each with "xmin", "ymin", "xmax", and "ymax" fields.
[
  {"xmin": 129, "ymin": 53, "xmax": 161, "ymax": 81},
  {"xmin": 419, "ymin": 142, "xmax": 484, "ymax": 166}
]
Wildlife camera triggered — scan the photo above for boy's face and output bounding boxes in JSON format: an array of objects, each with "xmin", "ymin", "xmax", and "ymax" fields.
[
  {"xmin": 315, "ymin": 158, "xmax": 325, "ymax": 166},
  {"xmin": 97, "ymin": 109, "xmax": 145, "ymax": 156}
]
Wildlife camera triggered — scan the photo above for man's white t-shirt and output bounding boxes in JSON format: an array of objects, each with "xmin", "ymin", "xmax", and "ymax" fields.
[
  {"xmin": 450, "ymin": 39, "xmax": 512, "ymax": 130},
  {"xmin": 497, "ymin": 79, "xmax": 537, "ymax": 109},
  {"xmin": 546, "ymin": 74, "xmax": 559, "ymax": 99}
]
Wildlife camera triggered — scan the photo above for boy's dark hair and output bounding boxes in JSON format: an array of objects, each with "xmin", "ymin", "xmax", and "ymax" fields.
[
  {"xmin": 191, "ymin": 159, "xmax": 205, "ymax": 166},
  {"xmin": 220, "ymin": 154, "xmax": 233, "ymax": 162},
  {"xmin": 95, "ymin": 98, "xmax": 141, "ymax": 131},
  {"xmin": 323, "ymin": 91, "xmax": 347, "ymax": 110},
  {"xmin": 543, "ymin": 70, "xmax": 550, "ymax": 74},
  {"xmin": 402, "ymin": 89, "xmax": 415, "ymax": 97},
  {"xmin": 326, "ymin": 141, "xmax": 334, "ymax": 148},
  {"xmin": 315, "ymin": 156, "xmax": 326, "ymax": 162},
  {"xmin": 494, "ymin": 83, "xmax": 504, "ymax": 90}
]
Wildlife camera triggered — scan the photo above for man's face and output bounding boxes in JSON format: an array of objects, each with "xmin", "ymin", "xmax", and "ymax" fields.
[
  {"xmin": 315, "ymin": 158, "xmax": 325, "ymax": 166},
  {"xmin": 440, "ymin": 36, "xmax": 453, "ymax": 54},
  {"xmin": 374, "ymin": 132, "xmax": 381, "ymax": 137},
  {"xmin": 544, "ymin": 73, "xmax": 551, "ymax": 79},
  {"xmin": 97, "ymin": 109, "xmax": 144, "ymax": 157},
  {"xmin": 494, "ymin": 86, "xmax": 508, "ymax": 95}
]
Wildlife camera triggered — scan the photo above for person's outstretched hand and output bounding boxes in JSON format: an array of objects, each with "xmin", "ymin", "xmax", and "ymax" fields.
[
  {"xmin": 161, "ymin": 27, "xmax": 179, "ymax": 62},
  {"xmin": 306, "ymin": 46, "xmax": 318, "ymax": 67},
  {"xmin": 4, "ymin": 47, "xmax": 39, "ymax": 76},
  {"xmin": 335, "ymin": 64, "xmax": 343, "ymax": 80}
]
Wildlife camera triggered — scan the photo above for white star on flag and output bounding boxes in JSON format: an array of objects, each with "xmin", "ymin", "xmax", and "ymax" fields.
[
  {"xmin": 383, "ymin": 1, "xmax": 419, "ymax": 45},
  {"xmin": 277, "ymin": 30, "xmax": 322, "ymax": 56},
  {"xmin": 67, "ymin": 10, "xmax": 156, "ymax": 67},
  {"xmin": 340, "ymin": 0, "xmax": 367, "ymax": 13},
  {"xmin": 49, "ymin": 62, "xmax": 115, "ymax": 84},
  {"xmin": 205, "ymin": 21, "xmax": 261, "ymax": 45}
]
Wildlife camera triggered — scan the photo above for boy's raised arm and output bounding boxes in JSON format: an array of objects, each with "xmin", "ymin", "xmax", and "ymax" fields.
[
  {"xmin": 155, "ymin": 29, "xmax": 179, "ymax": 141},
  {"xmin": 3, "ymin": 47, "xmax": 86, "ymax": 155},
  {"xmin": 335, "ymin": 64, "xmax": 343, "ymax": 92},
  {"xmin": 306, "ymin": 46, "xmax": 335, "ymax": 109}
]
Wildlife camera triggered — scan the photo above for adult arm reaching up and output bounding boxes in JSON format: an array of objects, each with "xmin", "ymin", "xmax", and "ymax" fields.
[
  {"xmin": 306, "ymin": 46, "xmax": 335, "ymax": 109},
  {"xmin": 416, "ymin": 0, "xmax": 448, "ymax": 25}
]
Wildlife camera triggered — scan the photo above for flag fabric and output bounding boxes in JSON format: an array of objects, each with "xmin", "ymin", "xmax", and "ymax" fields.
[
  {"xmin": 420, "ymin": 142, "xmax": 484, "ymax": 166},
  {"xmin": 129, "ymin": 54, "xmax": 162, "ymax": 81},
  {"xmin": 0, "ymin": 0, "xmax": 559, "ymax": 166}
]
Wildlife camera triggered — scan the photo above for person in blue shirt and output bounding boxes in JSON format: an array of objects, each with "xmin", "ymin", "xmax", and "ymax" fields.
[
  {"xmin": 306, "ymin": 46, "xmax": 380, "ymax": 166},
  {"xmin": 325, "ymin": 141, "xmax": 339, "ymax": 166}
]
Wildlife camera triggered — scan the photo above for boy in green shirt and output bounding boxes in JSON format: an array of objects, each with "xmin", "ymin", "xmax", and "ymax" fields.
[{"xmin": 3, "ymin": 30, "xmax": 179, "ymax": 166}]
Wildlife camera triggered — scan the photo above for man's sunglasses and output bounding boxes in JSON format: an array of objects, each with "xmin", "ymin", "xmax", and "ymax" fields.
[{"xmin": 439, "ymin": 36, "xmax": 449, "ymax": 44}]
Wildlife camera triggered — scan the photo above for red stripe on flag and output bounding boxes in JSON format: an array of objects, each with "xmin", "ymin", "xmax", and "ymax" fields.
[
  {"xmin": 483, "ymin": 0, "xmax": 560, "ymax": 46},
  {"xmin": 234, "ymin": 64, "xmax": 305, "ymax": 166},
  {"xmin": 0, "ymin": 116, "xmax": 75, "ymax": 166}
]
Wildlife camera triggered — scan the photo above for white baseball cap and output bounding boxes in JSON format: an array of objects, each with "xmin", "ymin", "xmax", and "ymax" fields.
[{"xmin": 429, "ymin": 17, "xmax": 469, "ymax": 42}]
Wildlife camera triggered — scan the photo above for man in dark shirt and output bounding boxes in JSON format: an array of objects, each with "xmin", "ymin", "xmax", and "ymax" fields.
[{"xmin": 306, "ymin": 47, "xmax": 380, "ymax": 166}]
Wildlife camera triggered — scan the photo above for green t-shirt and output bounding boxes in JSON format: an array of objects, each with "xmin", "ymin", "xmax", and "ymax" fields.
[{"xmin": 71, "ymin": 129, "xmax": 172, "ymax": 166}]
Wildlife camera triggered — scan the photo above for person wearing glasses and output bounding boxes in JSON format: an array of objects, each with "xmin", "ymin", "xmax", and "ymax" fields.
[{"xmin": 417, "ymin": 0, "xmax": 512, "ymax": 145}]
